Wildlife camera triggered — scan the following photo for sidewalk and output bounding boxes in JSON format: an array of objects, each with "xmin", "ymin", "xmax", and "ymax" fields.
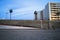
[{"xmin": 0, "ymin": 25, "xmax": 39, "ymax": 29}]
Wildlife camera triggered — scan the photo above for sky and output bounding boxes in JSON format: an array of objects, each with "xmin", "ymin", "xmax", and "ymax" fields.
[{"xmin": 0, "ymin": 0, "xmax": 60, "ymax": 20}]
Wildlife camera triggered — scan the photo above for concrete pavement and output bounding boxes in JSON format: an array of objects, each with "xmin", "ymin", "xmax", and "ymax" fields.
[
  {"xmin": 0, "ymin": 25, "xmax": 39, "ymax": 29},
  {"xmin": 0, "ymin": 25, "xmax": 60, "ymax": 40}
]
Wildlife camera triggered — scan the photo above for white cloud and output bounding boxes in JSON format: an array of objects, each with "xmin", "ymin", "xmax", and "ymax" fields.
[
  {"xmin": 12, "ymin": 6, "xmax": 40, "ymax": 16},
  {"xmin": 0, "ymin": 0, "xmax": 42, "ymax": 20}
]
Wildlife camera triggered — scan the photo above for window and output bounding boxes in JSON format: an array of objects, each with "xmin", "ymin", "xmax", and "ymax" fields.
[{"xmin": 52, "ymin": 3, "xmax": 56, "ymax": 5}]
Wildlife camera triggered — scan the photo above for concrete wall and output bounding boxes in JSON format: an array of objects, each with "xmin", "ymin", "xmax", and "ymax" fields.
[
  {"xmin": 0, "ymin": 20, "xmax": 60, "ymax": 29},
  {"xmin": 0, "ymin": 20, "xmax": 48, "ymax": 29},
  {"xmin": 51, "ymin": 21, "xmax": 60, "ymax": 29}
]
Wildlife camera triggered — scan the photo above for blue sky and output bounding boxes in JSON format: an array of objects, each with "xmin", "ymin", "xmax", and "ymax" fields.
[{"xmin": 0, "ymin": 0, "xmax": 60, "ymax": 20}]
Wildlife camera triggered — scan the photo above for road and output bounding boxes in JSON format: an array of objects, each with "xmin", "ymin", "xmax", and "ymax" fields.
[{"xmin": 0, "ymin": 25, "xmax": 60, "ymax": 40}]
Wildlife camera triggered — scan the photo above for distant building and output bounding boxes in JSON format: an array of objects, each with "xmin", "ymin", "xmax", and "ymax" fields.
[
  {"xmin": 40, "ymin": 10, "xmax": 43, "ymax": 20},
  {"xmin": 34, "ymin": 2, "xmax": 60, "ymax": 21},
  {"xmin": 43, "ymin": 2, "xmax": 60, "ymax": 21},
  {"xmin": 34, "ymin": 10, "xmax": 43, "ymax": 20},
  {"xmin": 34, "ymin": 11, "xmax": 41, "ymax": 20}
]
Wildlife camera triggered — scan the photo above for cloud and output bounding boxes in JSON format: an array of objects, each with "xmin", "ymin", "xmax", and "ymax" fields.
[
  {"xmin": 0, "ymin": 0, "xmax": 42, "ymax": 20},
  {"xmin": 12, "ymin": 6, "xmax": 40, "ymax": 16}
]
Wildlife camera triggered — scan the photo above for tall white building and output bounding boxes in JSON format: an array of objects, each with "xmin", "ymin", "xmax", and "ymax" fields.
[{"xmin": 43, "ymin": 2, "xmax": 60, "ymax": 21}]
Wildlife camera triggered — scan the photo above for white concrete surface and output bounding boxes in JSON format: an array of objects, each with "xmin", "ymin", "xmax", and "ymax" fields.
[{"xmin": 0, "ymin": 25, "xmax": 39, "ymax": 29}]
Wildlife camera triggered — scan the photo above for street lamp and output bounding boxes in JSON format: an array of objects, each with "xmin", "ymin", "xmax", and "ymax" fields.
[{"xmin": 9, "ymin": 9, "xmax": 13, "ymax": 20}]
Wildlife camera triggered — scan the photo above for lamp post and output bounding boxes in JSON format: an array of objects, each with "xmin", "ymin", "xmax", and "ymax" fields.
[{"xmin": 9, "ymin": 9, "xmax": 13, "ymax": 20}]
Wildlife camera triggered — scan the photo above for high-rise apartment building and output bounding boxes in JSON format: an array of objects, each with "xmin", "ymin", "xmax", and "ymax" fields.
[{"xmin": 43, "ymin": 2, "xmax": 60, "ymax": 21}]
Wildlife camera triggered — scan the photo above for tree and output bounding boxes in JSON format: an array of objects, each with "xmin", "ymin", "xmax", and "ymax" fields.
[
  {"xmin": 9, "ymin": 9, "xmax": 13, "ymax": 20},
  {"xmin": 34, "ymin": 11, "xmax": 37, "ymax": 20}
]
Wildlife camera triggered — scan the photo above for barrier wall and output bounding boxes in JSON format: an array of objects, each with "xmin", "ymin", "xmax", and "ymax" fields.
[
  {"xmin": 0, "ymin": 20, "xmax": 48, "ymax": 29},
  {"xmin": 0, "ymin": 20, "xmax": 60, "ymax": 29}
]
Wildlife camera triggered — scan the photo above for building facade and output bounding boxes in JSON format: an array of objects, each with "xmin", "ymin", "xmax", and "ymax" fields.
[
  {"xmin": 43, "ymin": 2, "xmax": 60, "ymax": 21},
  {"xmin": 40, "ymin": 10, "xmax": 43, "ymax": 20}
]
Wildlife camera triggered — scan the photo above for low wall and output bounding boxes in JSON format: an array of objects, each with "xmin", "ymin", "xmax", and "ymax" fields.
[
  {"xmin": 51, "ymin": 21, "xmax": 60, "ymax": 29},
  {"xmin": 0, "ymin": 20, "xmax": 48, "ymax": 28},
  {"xmin": 0, "ymin": 20, "xmax": 60, "ymax": 29}
]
